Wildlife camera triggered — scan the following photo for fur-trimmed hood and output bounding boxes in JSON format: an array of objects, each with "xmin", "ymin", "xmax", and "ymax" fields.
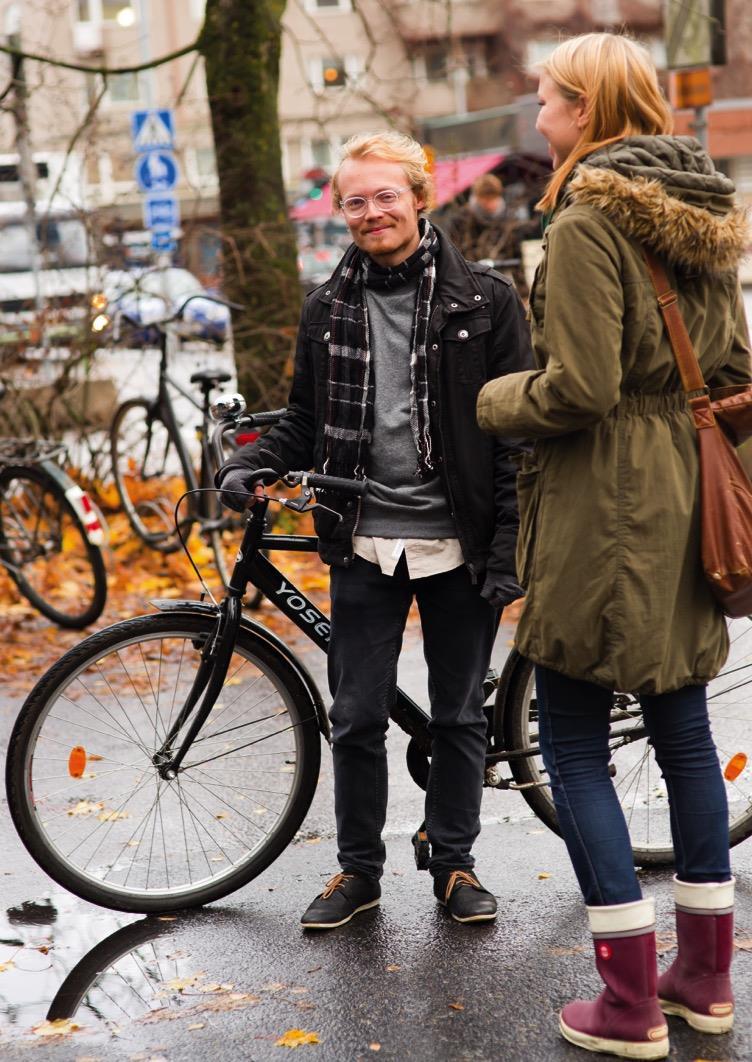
[{"xmin": 566, "ymin": 135, "xmax": 749, "ymax": 274}]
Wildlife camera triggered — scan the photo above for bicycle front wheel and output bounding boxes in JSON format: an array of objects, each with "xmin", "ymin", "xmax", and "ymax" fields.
[
  {"xmin": 0, "ymin": 464, "xmax": 107, "ymax": 628},
  {"xmin": 499, "ymin": 623, "xmax": 752, "ymax": 867},
  {"xmin": 6, "ymin": 611, "xmax": 321, "ymax": 912},
  {"xmin": 110, "ymin": 399, "xmax": 192, "ymax": 553}
]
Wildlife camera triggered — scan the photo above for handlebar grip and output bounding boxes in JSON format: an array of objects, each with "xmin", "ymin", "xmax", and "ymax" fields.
[
  {"xmin": 306, "ymin": 473, "xmax": 368, "ymax": 496},
  {"xmin": 250, "ymin": 408, "xmax": 286, "ymax": 427}
]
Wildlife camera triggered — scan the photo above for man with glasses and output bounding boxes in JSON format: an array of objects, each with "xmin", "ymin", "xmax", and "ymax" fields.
[{"xmin": 218, "ymin": 131, "xmax": 532, "ymax": 928}]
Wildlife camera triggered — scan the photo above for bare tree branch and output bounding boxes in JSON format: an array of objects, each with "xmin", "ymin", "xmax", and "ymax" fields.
[{"xmin": 0, "ymin": 38, "xmax": 198, "ymax": 77}]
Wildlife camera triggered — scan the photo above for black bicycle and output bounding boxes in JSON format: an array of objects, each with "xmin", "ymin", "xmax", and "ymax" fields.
[
  {"xmin": 0, "ymin": 437, "xmax": 107, "ymax": 628},
  {"xmin": 6, "ymin": 406, "xmax": 752, "ymax": 913},
  {"xmin": 109, "ymin": 292, "xmax": 272, "ymax": 603}
]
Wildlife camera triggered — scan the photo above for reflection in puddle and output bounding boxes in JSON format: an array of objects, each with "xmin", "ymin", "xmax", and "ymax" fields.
[{"xmin": 0, "ymin": 892, "xmax": 196, "ymax": 1042}]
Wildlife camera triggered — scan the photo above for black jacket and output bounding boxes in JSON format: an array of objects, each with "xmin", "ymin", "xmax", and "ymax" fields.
[{"xmin": 219, "ymin": 227, "xmax": 533, "ymax": 580}]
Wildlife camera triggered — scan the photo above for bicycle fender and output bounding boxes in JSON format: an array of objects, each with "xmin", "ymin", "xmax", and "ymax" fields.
[
  {"xmin": 38, "ymin": 459, "xmax": 109, "ymax": 546},
  {"xmin": 149, "ymin": 598, "xmax": 331, "ymax": 741},
  {"xmin": 493, "ymin": 646, "xmax": 526, "ymax": 737}
]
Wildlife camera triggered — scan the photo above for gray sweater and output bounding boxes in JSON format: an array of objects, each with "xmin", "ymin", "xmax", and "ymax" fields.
[{"xmin": 357, "ymin": 279, "xmax": 456, "ymax": 539}]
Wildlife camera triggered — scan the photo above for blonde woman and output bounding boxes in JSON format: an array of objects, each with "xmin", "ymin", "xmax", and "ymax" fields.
[{"xmin": 477, "ymin": 32, "xmax": 750, "ymax": 1060}]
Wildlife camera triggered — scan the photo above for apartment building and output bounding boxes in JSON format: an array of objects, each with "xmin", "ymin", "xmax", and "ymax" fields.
[{"xmin": 0, "ymin": 0, "xmax": 748, "ymax": 278}]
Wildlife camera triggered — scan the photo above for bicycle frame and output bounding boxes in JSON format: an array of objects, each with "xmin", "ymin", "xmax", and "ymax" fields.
[
  {"xmin": 140, "ymin": 329, "xmax": 231, "ymax": 531},
  {"xmin": 150, "ymin": 491, "xmax": 437, "ymax": 780}
]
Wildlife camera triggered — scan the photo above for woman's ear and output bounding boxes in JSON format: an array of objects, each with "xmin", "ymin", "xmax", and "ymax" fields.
[{"xmin": 575, "ymin": 96, "xmax": 589, "ymax": 129}]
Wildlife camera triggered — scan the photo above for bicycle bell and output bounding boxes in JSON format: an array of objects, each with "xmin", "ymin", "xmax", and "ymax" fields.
[{"xmin": 210, "ymin": 393, "xmax": 247, "ymax": 421}]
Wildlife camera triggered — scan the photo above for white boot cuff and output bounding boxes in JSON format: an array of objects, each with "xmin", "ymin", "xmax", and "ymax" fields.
[
  {"xmin": 586, "ymin": 897, "xmax": 655, "ymax": 936},
  {"xmin": 674, "ymin": 875, "xmax": 735, "ymax": 911}
]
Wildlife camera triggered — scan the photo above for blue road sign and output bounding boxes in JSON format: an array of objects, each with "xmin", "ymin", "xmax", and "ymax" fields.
[
  {"xmin": 151, "ymin": 230, "xmax": 177, "ymax": 253},
  {"xmin": 131, "ymin": 109, "xmax": 175, "ymax": 153},
  {"xmin": 135, "ymin": 151, "xmax": 179, "ymax": 194},
  {"xmin": 144, "ymin": 195, "xmax": 180, "ymax": 231}
]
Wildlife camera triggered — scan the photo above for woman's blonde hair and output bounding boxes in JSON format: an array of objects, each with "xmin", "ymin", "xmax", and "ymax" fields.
[
  {"xmin": 537, "ymin": 32, "xmax": 673, "ymax": 212},
  {"xmin": 331, "ymin": 131, "xmax": 434, "ymax": 211}
]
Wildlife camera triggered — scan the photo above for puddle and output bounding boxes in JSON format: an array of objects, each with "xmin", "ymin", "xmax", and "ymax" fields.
[{"xmin": 0, "ymin": 891, "xmax": 199, "ymax": 1043}]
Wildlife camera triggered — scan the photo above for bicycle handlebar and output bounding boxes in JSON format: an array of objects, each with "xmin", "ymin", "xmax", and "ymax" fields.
[
  {"xmin": 245, "ymin": 409, "xmax": 287, "ymax": 427},
  {"xmin": 210, "ymin": 414, "xmax": 367, "ymax": 500},
  {"xmin": 303, "ymin": 472, "xmax": 368, "ymax": 496},
  {"xmin": 211, "ymin": 411, "xmax": 285, "ymax": 467},
  {"xmin": 113, "ymin": 292, "xmax": 245, "ymax": 336}
]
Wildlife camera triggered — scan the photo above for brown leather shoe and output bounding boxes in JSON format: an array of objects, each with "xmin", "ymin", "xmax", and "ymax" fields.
[
  {"xmin": 301, "ymin": 872, "xmax": 381, "ymax": 929},
  {"xmin": 434, "ymin": 870, "xmax": 497, "ymax": 923}
]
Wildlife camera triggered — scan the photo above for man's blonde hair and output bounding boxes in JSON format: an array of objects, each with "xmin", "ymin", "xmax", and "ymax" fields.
[
  {"xmin": 537, "ymin": 32, "xmax": 673, "ymax": 212},
  {"xmin": 331, "ymin": 131, "xmax": 434, "ymax": 211}
]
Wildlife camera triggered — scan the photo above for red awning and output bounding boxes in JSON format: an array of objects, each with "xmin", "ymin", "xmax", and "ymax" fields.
[{"xmin": 290, "ymin": 152, "xmax": 504, "ymax": 221}]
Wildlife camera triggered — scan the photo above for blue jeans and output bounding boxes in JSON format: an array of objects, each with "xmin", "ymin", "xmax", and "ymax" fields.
[
  {"xmin": 535, "ymin": 665, "xmax": 732, "ymax": 906},
  {"xmin": 328, "ymin": 556, "xmax": 497, "ymax": 880}
]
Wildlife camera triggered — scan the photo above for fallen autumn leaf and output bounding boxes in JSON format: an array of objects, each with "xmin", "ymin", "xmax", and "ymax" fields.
[{"xmin": 275, "ymin": 1028, "xmax": 320, "ymax": 1048}]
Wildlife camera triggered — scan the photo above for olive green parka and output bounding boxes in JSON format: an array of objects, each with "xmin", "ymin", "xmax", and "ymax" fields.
[{"xmin": 477, "ymin": 136, "xmax": 751, "ymax": 694}]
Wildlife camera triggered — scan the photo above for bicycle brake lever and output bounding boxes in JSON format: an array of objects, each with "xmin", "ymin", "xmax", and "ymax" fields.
[{"xmin": 280, "ymin": 494, "xmax": 342, "ymax": 521}]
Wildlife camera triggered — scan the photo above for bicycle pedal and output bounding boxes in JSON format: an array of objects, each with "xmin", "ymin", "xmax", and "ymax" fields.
[{"xmin": 411, "ymin": 827, "xmax": 430, "ymax": 871}]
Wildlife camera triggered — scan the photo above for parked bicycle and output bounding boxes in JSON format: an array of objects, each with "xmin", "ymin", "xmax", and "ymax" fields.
[
  {"xmin": 6, "ymin": 402, "xmax": 752, "ymax": 913},
  {"xmin": 108, "ymin": 291, "xmax": 271, "ymax": 605},
  {"xmin": 0, "ymin": 437, "xmax": 107, "ymax": 628}
]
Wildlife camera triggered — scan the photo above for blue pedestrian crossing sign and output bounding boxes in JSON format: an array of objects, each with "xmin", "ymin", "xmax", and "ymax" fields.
[
  {"xmin": 131, "ymin": 109, "xmax": 175, "ymax": 153},
  {"xmin": 151, "ymin": 230, "xmax": 177, "ymax": 253},
  {"xmin": 135, "ymin": 151, "xmax": 179, "ymax": 194},
  {"xmin": 144, "ymin": 195, "xmax": 180, "ymax": 231}
]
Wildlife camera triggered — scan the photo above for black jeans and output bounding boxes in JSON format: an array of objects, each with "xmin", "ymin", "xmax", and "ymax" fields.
[{"xmin": 328, "ymin": 555, "xmax": 497, "ymax": 880}]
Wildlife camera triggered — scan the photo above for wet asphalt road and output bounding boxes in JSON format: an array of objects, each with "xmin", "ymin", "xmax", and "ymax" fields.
[{"xmin": 1, "ymin": 617, "xmax": 752, "ymax": 1061}]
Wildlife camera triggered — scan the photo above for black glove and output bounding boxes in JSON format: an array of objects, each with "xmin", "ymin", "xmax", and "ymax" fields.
[
  {"xmin": 218, "ymin": 466, "xmax": 256, "ymax": 512},
  {"xmin": 480, "ymin": 572, "xmax": 525, "ymax": 611}
]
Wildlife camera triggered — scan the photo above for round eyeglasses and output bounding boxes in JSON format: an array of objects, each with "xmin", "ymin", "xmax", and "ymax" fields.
[{"xmin": 340, "ymin": 186, "xmax": 410, "ymax": 218}]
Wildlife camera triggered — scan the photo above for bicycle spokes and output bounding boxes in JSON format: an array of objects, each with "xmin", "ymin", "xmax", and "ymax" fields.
[{"xmin": 23, "ymin": 624, "xmax": 303, "ymax": 898}]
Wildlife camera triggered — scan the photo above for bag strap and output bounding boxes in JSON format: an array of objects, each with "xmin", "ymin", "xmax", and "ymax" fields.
[{"xmin": 642, "ymin": 249, "xmax": 707, "ymax": 396}]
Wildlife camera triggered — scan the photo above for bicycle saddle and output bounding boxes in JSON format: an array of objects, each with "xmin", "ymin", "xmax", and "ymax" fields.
[{"xmin": 190, "ymin": 369, "xmax": 232, "ymax": 387}]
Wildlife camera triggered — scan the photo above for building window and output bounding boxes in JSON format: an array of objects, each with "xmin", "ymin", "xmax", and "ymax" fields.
[
  {"xmin": 107, "ymin": 72, "xmax": 141, "ymax": 103},
  {"xmin": 732, "ymin": 157, "xmax": 752, "ymax": 194},
  {"xmin": 590, "ymin": 0, "xmax": 621, "ymax": 25},
  {"xmin": 322, "ymin": 59, "xmax": 347, "ymax": 89},
  {"xmin": 463, "ymin": 37, "xmax": 490, "ymax": 80},
  {"xmin": 102, "ymin": 1, "xmax": 135, "ymax": 21},
  {"xmin": 525, "ymin": 39, "xmax": 559, "ymax": 68},
  {"xmin": 311, "ymin": 138, "xmax": 332, "ymax": 169},
  {"xmin": 423, "ymin": 43, "xmax": 449, "ymax": 82},
  {"xmin": 77, "ymin": 1, "xmax": 137, "ymax": 24},
  {"xmin": 309, "ymin": 57, "xmax": 359, "ymax": 92},
  {"xmin": 195, "ymin": 147, "xmax": 217, "ymax": 180},
  {"xmin": 304, "ymin": 0, "xmax": 352, "ymax": 10},
  {"xmin": 644, "ymin": 36, "xmax": 667, "ymax": 70}
]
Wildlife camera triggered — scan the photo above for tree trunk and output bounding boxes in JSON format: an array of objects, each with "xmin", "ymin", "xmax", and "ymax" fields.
[{"xmin": 199, "ymin": 0, "xmax": 301, "ymax": 411}]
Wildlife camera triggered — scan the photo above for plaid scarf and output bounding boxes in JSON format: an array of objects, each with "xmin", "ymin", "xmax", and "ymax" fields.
[{"xmin": 323, "ymin": 218, "xmax": 440, "ymax": 481}]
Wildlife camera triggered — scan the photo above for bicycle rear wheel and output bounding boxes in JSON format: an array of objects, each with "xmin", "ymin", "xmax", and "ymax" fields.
[
  {"xmin": 6, "ymin": 611, "xmax": 321, "ymax": 912},
  {"xmin": 0, "ymin": 464, "xmax": 107, "ymax": 628},
  {"xmin": 498, "ymin": 621, "xmax": 752, "ymax": 866},
  {"xmin": 110, "ymin": 399, "xmax": 193, "ymax": 553}
]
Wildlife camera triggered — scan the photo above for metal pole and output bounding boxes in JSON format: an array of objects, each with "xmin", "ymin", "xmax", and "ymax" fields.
[
  {"xmin": 139, "ymin": 0, "xmax": 155, "ymax": 108},
  {"xmin": 8, "ymin": 34, "xmax": 44, "ymax": 320},
  {"xmin": 692, "ymin": 104, "xmax": 709, "ymax": 151},
  {"xmin": 451, "ymin": 62, "xmax": 468, "ymax": 117}
]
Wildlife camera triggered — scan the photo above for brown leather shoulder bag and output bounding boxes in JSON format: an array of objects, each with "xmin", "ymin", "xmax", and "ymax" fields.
[{"xmin": 644, "ymin": 249, "xmax": 752, "ymax": 617}]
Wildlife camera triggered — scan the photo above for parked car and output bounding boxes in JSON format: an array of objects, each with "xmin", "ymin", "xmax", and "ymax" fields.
[
  {"xmin": 297, "ymin": 245, "xmax": 342, "ymax": 291},
  {"xmin": 92, "ymin": 267, "xmax": 231, "ymax": 345}
]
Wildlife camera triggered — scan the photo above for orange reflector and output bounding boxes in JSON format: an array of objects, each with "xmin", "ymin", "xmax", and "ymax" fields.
[
  {"xmin": 68, "ymin": 746, "xmax": 87, "ymax": 779},
  {"xmin": 724, "ymin": 752, "xmax": 748, "ymax": 782}
]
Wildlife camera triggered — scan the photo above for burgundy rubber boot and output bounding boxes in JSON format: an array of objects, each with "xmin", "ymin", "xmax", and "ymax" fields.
[
  {"xmin": 658, "ymin": 876, "xmax": 734, "ymax": 1034},
  {"xmin": 559, "ymin": 898, "xmax": 669, "ymax": 1059}
]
